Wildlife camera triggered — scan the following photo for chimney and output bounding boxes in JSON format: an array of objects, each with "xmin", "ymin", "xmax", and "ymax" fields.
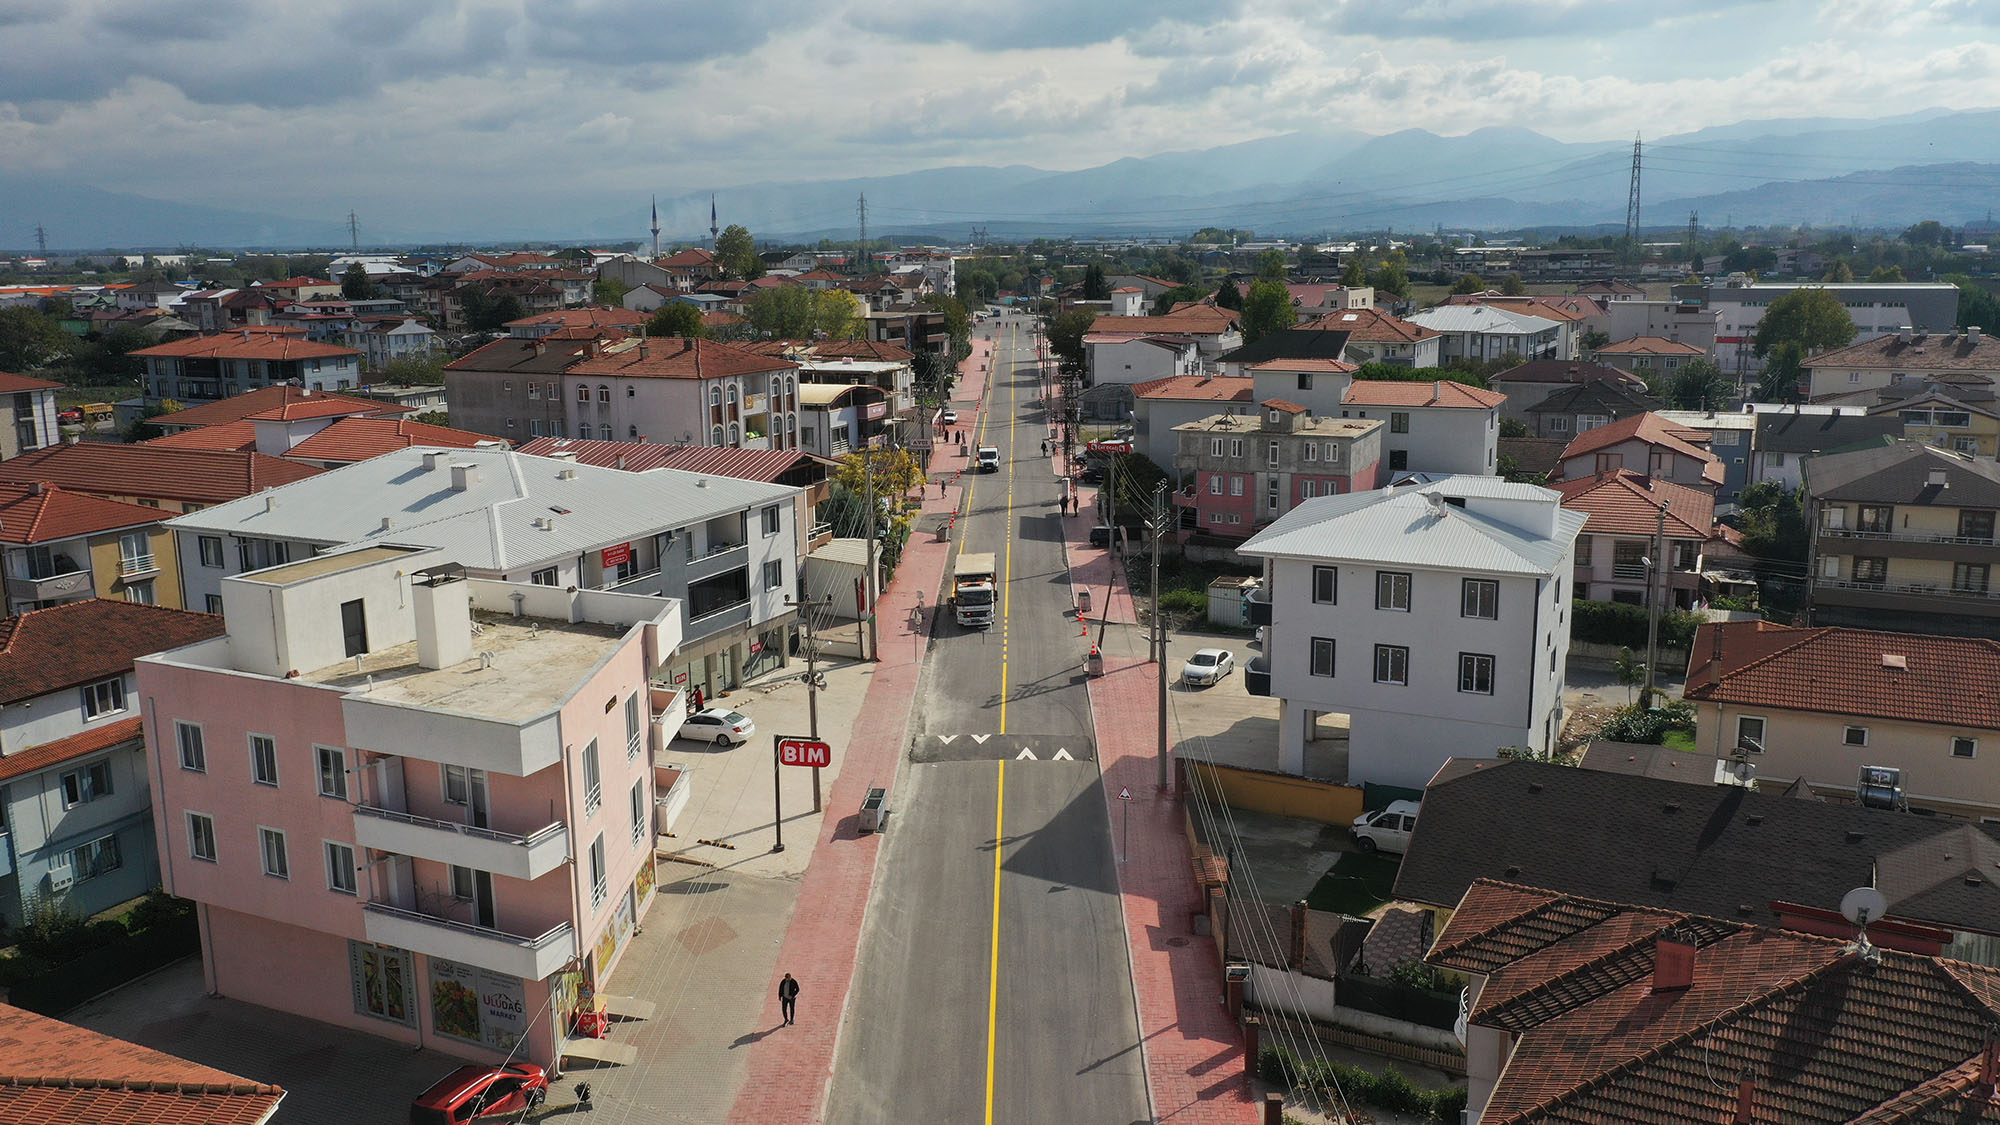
[
  {"xmin": 639, "ymin": 341, "xmax": 650, "ymax": 359},
  {"xmin": 614, "ymin": 454, "xmax": 627, "ymax": 470},
  {"xmin": 412, "ymin": 577, "xmax": 473, "ymax": 670},
  {"xmin": 533, "ymin": 339, "xmax": 545, "ymax": 356},
  {"xmin": 64, "ymin": 433, "xmax": 79, "ymax": 446},
  {"xmin": 1978, "ymin": 1029, "xmax": 1999, "ymax": 1094},
  {"xmin": 1898, "ymin": 327, "xmax": 1913, "ymax": 344},
  {"xmin": 1970, "ymin": 326, "xmax": 1984, "ymax": 345},
  {"xmin": 1927, "ymin": 469, "xmax": 1949, "ymax": 488},
  {"xmin": 1733, "ymin": 1069, "xmax": 1756, "ymax": 1124},
  {"xmin": 1652, "ymin": 927, "xmax": 1697, "ymax": 992},
  {"xmin": 28, "ymin": 481, "xmax": 44, "ymax": 495},
  {"xmin": 449, "ymin": 463, "xmax": 478, "ymax": 491},
  {"xmin": 423, "ymin": 450, "xmax": 450, "ymax": 471},
  {"xmin": 241, "ymin": 328, "xmax": 251, "ymax": 340}
]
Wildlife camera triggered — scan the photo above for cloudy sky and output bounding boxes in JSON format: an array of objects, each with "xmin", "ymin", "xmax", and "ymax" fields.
[{"xmin": 2, "ymin": 0, "xmax": 1996, "ymax": 235}]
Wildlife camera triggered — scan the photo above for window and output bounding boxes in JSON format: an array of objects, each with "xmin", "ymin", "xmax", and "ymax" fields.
[
  {"xmin": 259, "ymin": 827, "xmax": 290, "ymax": 879},
  {"xmin": 1296, "ymin": 373, "xmax": 1312, "ymax": 391},
  {"xmin": 198, "ymin": 535, "xmax": 224, "ymax": 567},
  {"xmin": 589, "ymin": 833, "xmax": 607, "ymax": 909},
  {"xmin": 1324, "ymin": 442, "xmax": 1342, "ymax": 465},
  {"xmin": 1375, "ymin": 571, "xmax": 1411, "ymax": 611},
  {"xmin": 545, "ymin": 382, "xmax": 558, "ymax": 399},
  {"xmin": 1821, "ymin": 506, "xmax": 1846, "ymax": 530},
  {"xmin": 1230, "ymin": 439, "xmax": 1244, "ymax": 458},
  {"xmin": 631, "ymin": 779, "xmax": 647, "ymax": 844},
  {"xmin": 1952, "ymin": 737, "xmax": 1978, "ymax": 759},
  {"xmin": 176, "ymin": 721, "xmax": 206, "ymax": 772},
  {"xmin": 1461, "ymin": 579, "xmax": 1499, "ymax": 620},
  {"xmin": 1208, "ymin": 476, "xmax": 1222, "ymax": 495},
  {"xmin": 317, "ymin": 746, "xmax": 348, "ymax": 800},
  {"xmin": 1267, "ymin": 409, "xmax": 1282, "ymax": 425},
  {"xmin": 250, "ymin": 734, "xmax": 279, "ymax": 786},
  {"xmin": 1229, "ymin": 476, "xmax": 1243, "ymax": 496},
  {"xmin": 764, "ymin": 559, "xmax": 784, "ymax": 590},
  {"xmin": 1769, "ymin": 451, "xmax": 1787, "ymax": 467},
  {"xmin": 1852, "ymin": 557, "xmax": 1888, "ymax": 585},
  {"xmin": 1266, "ymin": 477, "xmax": 1280, "ymax": 513},
  {"xmin": 582, "ymin": 739, "xmax": 602, "ymax": 817},
  {"xmin": 577, "ymin": 384, "xmax": 590, "ymax": 402},
  {"xmin": 600, "ymin": 424, "xmax": 614, "ymax": 441},
  {"xmin": 1857, "ymin": 505, "xmax": 1894, "ymax": 533},
  {"xmin": 1955, "ymin": 563, "xmax": 1990, "ymax": 594},
  {"xmin": 532, "ymin": 566, "xmax": 558, "ymax": 586},
  {"xmin": 449, "ymin": 865, "xmax": 476, "ymax": 900},
  {"xmin": 1310, "ymin": 637, "xmax": 1335, "ymax": 677},
  {"xmin": 340, "ymin": 599, "xmax": 368, "ymax": 657},
  {"xmin": 627, "ymin": 385, "xmax": 637, "ymax": 398},
  {"xmin": 187, "ymin": 813, "xmax": 217, "ymax": 862},
  {"xmin": 1389, "ymin": 450, "xmax": 1408, "ymax": 470},
  {"xmin": 1390, "ymin": 412, "xmax": 1409, "ymax": 434},
  {"xmin": 626, "ymin": 694, "xmax": 643, "ymax": 760},
  {"xmin": 205, "ymin": 594, "xmax": 223, "ymax": 614},
  {"xmin": 1312, "ymin": 566, "xmax": 1337, "ymax": 604},
  {"xmin": 1458, "ymin": 653, "xmax": 1495, "ymax": 694},
  {"xmin": 1578, "ymin": 414, "xmax": 1610, "ymax": 432},
  {"xmin": 1960, "ymin": 510, "xmax": 1996, "ymax": 542},
  {"xmin": 61, "ymin": 760, "xmax": 113, "ymax": 807},
  {"xmin": 1546, "ymin": 416, "xmax": 1569, "ymax": 434},
  {"xmin": 325, "ymin": 841, "xmax": 357, "ymax": 895},
  {"xmin": 1267, "ymin": 440, "xmax": 1280, "ymax": 467},
  {"xmin": 1594, "ymin": 452, "xmax": 1621, "ymax": 473},
  {"xmin": 1303, "ymin": 442, "xmax": 1317, "ymax": 462},
  {"xmin": 762, "ymin": 505, "xmax": 782, "ymax": 536},
  {"xmin": 70, "ymin": 835, "xmax": 122, "ymax": 882},
  {"xmin": 1843, "ymin": 726, "xmax": 1869, "ymax": 747},
  {"xmin": 1210, "ymin": 437, "xmax": 1223, "ymax": 457},
  {"xmin": 82, "ymin": 677, "xmax": 126, "ymax": 719},
  {"xmin": 527, "ymin": 382, "xmax": 540, "ymax": 399},
  {"xmin": 502, "ymin": 381, "xmax": 512, "ymax": 393},
  {"xmin": 1301, "ymin": 480, "xmax": 1316, "ymax": 499},
  {"xmin": 1373, "ymin": 644, "xmax": 1410, "ymax": 685},
  {"xmin": 123, "ymin": 580, "xmax": 155, "ymax": 605}
]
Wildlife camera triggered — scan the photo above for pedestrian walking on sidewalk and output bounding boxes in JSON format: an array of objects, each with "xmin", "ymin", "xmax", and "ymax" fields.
[
  {"xmin": 1042, "ymin": 440, "xmax": 1049, "ymax": 456},
  {"xmin": 938, "ymin": 480, "xmax": 946, "ymax": 498},
  {"xmin": 778, "ymin": 973, "xmax": 799, "ymax": 1025}
]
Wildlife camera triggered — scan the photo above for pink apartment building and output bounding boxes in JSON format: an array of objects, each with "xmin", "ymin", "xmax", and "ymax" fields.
[
  {"xmin": 137, "ymin": 543, "xmax": 684, "ymax": 1069},
  {"xmin": 1172, "ymin": 402, "xmax": 1385, "ymax": 537}
]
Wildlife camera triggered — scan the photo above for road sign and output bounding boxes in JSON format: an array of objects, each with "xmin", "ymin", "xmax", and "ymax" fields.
[
  {"xmin": 908, "ymin": 438, "xmax": 934, "ymax": 451},
  {"xmin": 778, "ymin": 737, "xmax": 832, "ymax": 768},
  {"xmin": 1118, "ymin": 788, "xmax": 1132, "ymax": 801}
]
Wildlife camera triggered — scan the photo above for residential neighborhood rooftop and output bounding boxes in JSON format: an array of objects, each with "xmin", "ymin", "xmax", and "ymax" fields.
[
  {"xmin": 1684, "ymin": 620, "xmax": 2000, "ymax": 729},
  {"xmin": 0, "ymin": 598, "xmax": 224, "ymax": 702},
  {"xmin": 0, "ymin": 443, "xmax": 323, "ymax": 503},
  {"xmin": 1551, "ymin": 469, "xmax": 1716, "ymax": 538},
  {"xmin": 0, "ymin": 1002, "xmax": 284, "ymax": 1125},
  {"xmin": 1340, "ymin": 379, "xmax": 1506, "ymax": 409},
  {"xmin": 151, "ymin": 386, "xmax": 406, "ymax": 430},
  {"xmin": 1242, "ymin": 478, "xmax": 1583, "ymax": 577},
  {"xmin": 1132, "ymin": 374, "xmax": 1255, "ymax": 402},
  {"xmin": 0, "ymin": 483, "xmax": 172, "ymax": 544},
  {"xmin": 1806, "ymin": 328, "xmax": 2000, "ymax": 372}
]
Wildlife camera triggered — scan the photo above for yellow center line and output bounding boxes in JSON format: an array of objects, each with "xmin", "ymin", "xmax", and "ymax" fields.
[
  {"xmin": 1000, "ymin": 324, "xmax": 1015, "ymax": 735},
  {"xmin": 984, "ymin": 756, "xmax": 1006, "ymax": 1125}
]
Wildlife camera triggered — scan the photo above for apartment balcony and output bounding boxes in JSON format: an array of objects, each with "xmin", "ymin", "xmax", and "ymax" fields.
[
  {"xmin": 351, "ymin": 806, "xmax": 569, "ymax": 882},
  {"xmin": 1819, "ymin": 527, "xmax": 1998, "ymax": 562},
  {"xmin": 362, "ymin": 902, "xmax": 574, "ymax": 983},
  {"xmin": 4, "ymin": 569, "xmax": 93, "ymax": 604},
  {"xmin": 684, "ymin": 598, "xmax": 752, "ymax": 639},
  {"xmin": 684, "ymin": 541, "xmax": 748, "ymax": 583},
  {"xmin": 1244, "ymin": 655, "xmax": 1272, "ymax": 697},
  {"xmin": 1815, "ymin": 578, "xmax": 2000, "ymax": 619},
  {"xmin": 118, "ymin": 554, "xmax": 160, "ymax": 579},
  {"xmin": 1244, "ymin": 588, "xmax": 1273, "ymax": 627},
  {"xmin": 650, "ymin": 684, "xmax": 687, "ymax": 748}
]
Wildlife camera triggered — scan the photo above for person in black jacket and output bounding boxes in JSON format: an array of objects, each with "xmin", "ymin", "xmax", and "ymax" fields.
[{"xmin": 778, "ymin": 972, "xmax": 799, "ymax": 1025}]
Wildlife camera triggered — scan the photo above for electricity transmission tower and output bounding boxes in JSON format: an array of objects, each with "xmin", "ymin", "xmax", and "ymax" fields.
[
  {"xmin": 1623, "ymin": 134, "xmax": 1642, "ymax": 249},
  {"xmin": 855, "ymin": 193, "xmax": 869, "ymax": 274},
  {"xmin": 35, "ymin": 225, "xmax": 48, "ymax": 257},
  {"xmin": 348, "ymin": 211, "xmax": 360, "ymax": 251}
]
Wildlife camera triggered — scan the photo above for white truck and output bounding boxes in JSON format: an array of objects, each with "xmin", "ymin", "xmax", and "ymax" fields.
[
  {"xmin": 952, "ymin": 552, "xmax": 997, "ymax": 627},
  {"xmin": 1349, "ymin": 799, "xmax": 1419, "ymax": 854}
]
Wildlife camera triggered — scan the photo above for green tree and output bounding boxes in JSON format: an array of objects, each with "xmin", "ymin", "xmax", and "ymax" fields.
[
  {"xmin": 1735, "ymin": 481, "xmax": 1809, "ymax": 575},
  {"xmin": 1213, "ymin": 279, "xmax": 1243, "ymax": 310},
  {"xmin": 381, "ymin": 353, "xmax": 448, "ymax": 385},
  {"xmin": 1371, "ymin": 255, "xmax": 1411, "ymax": 300},
  {"xmin": 1047, "ymin": 308, "xmax": 1096, "ymax": 373},
  {"xmin": 1944, "ymin": 274, "xmax": 2000, "ymax": 330},
  {"xmin": 412, "ymin": 410, "xmax": 451, "ymax": 426},
  {"xmin": 1340, "ymin": 259, "xmax": 1367, "ymax": 287},
  {"xmin": 1581, "ymin": 327, "xmax": 1611, "ymax": 352},
  {"xmin": 919, "ymin": 293, "xmax": 971, "ymax": 359},
  {"xmin": 1500, "ymin": 272, "xmax": 1527, "ymax": 296},
  {"xmin": 1752, "ymin": 287, "xmax": 1856, "ymax": 359},
  {"xmin": 646, "ymin": 302, "xmax": 705, "ymax": 339},
  {"xmin": 0, "ymin": 307, "xmax": 69, "ymax": 371},
  {"xmin": 1498, "ymin": 416, "xmax": 1530, "ymax": 438},
  {"xmin": 593, "ymin": 276, "xmax": 630, "ymax": 307},
  {"xmin": 746, "ymin": 286, "xmax": 814, "ymax": 338},
  {"xmin": 811, "ymin": 288, "xmax": 864, "ymax": 340},
  {"xmin": 1240, "ymin": 279, "xmax": 1296, "ymax": 345},
  {"xmin": 1868, "ymin": 264, "xmax": 1905, "ymax": 282},
  {"xmin": 1081, "ymin": 264, "xmax": 1111, "ymax": 301},
  {"xmin": 1754, "ymin": 340, "xmax": 1805, "ymax": 404},
  {"xmin": 1449, "ymin": 274, "xmax": 1486, "ymax": 295},
  {"xmin": 1254, "ymin": 249, "xmax": 1287, "ymax": 281},
  {"xmin": 1662, "ymin": 358, "xmax": 1732, "ymax": 411},
  {"xmin": 341, "ymin": 262, "xmax": 379, "ymax": 300},
  {"xmin": 1824, "ymin": 259, "xmax": 1854, "ymax": 282},
  {"xmin": 1902, "ymin": 220, "xmax": 1947, "ymax": 247},
  {"xmin": 1151, "ymin": 285, "xmax": 1203, "ymax": 315},
  {"xmin": 715, "ymin": 224, "xmax": 759, "ymax": 279}
]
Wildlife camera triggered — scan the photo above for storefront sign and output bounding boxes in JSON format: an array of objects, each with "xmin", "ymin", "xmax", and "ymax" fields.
[
  {"xmin": 429, "ymin": 958, "xmax": 530, "ymax": 1052},
  {"xmin": 673, "ymin": 670, "xmax": 689, "ymax": 686},
  {"xmin": 348, "ymin": 941, "xmax": 416, "ymax": 1026},
  {"xmin": 601, "ymin": 542, "xmax": 633, "ymax": 568},
  {"xmin": 865, "ymin": 402, "xmax": 888, "ymax": 421}
]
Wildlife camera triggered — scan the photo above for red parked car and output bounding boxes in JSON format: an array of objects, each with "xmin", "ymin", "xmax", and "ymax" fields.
[{"xmin": 410, "ymin": 1063, "xmax": 549, "ymax": 1123}]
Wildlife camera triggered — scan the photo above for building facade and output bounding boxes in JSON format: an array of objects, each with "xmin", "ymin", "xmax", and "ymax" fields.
[
  {"xmin": 1172, "ymin": 403, "xmax": 1383, "ymax": 537},
  {"xmin": 133, "ymin": 334, "xmax": 365, "ymax": 406},
  {"xmin": 0, "ymin": 372, "xmax": 61, "ymax": 460}
]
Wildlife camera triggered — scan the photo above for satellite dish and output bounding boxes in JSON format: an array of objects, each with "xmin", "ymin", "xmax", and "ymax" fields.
[{"xmin": 1840, "ymin": 886, "xmax": 1889, "ymax": 926}]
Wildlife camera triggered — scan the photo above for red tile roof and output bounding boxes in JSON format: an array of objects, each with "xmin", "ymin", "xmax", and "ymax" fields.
[
  {"xmin": 1092, "ymin": 304, "xmax": 1242, "ymax": 335},
  {"xmin": 1684, "ymin": 620, "xmax": 2000, "ymax": 730},
  {"xmin": 503, "ymin": 307, "xmax": 645, "ymax": 331},
  {"xmin": 151, "ymin": 386, "xmax": 405, "ymax": 429},
  {"xmin": 568, "ymin": 337, "xmax": 796, "ymax": 380},
  {"xmin": 1245, "ymin": 357, "xmax": 1357, "ymax": 373},
  {"xmin": 656, "ymin": 248, "xmax": 717, "ymax": 268},
  {"xmin": 0, "ymin": 370, "xmax": 61, "ymax": 393},
  {"xmin": 255, "ymin": 276, "xmax": 334, "ymax": 289},
  {"xmin": 1558, "ymin": 410, "xmax": 1717, "ymax": 466},
  {"xmin": 1341, "ymin": 379, "xmax": 1506, "ymax": 408},
  {"xmin": 0, "ymin": 716, "xmax": 144, "ymax": 782},
  {"xmin": 514, "ymin": 437, "xmax": 826, "ymax": 482},
  {"xmin": 0, "ymin": 1003, "xmax": 283, "ymax": 1125},
  {"xmin": 1300, "ymin": 307, "xmax": 1438, "ymax": 342},
  {"xmin": 0, "ymin": 483, "xmax": 169, "ymax": 544},
  {"xmin": 812, "ymin": 338, "xmax": 915, "ymax": 363},
  {"xmin": 1132, "ymin": 374, "xmax": 1255, "ymax": 402},
  {"xmin": 0, "ymin": 599, "xmax": 224, "ymax": 701},
  {"xmin": 1550, "ymin": 469, "xmax": 1716, "ymax": 538},
  {"xmin": 130, "ymin": 333, "xmax": 357, "ymax": 361},
  {"xmin": 283, "ymin": 417, "xmax": 497, "ymax": 463},
  {"xmin": 0, "ymin": 444, "xmax": 321, "ymax": 505},
  {"xmin": 143, "ymin": 421, "xmax": 258, "ymax": 452},
  {"xmin": 1261, "ymin": 398, "xmax": 1310, "ymax": 414},
  {"xmin": 1598, "ymin": 334, "xmax": 1709, "ymax": 356}
]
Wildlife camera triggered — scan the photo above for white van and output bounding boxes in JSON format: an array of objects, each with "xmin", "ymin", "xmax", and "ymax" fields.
[
  {"xmin": 1350, "ymin": 799, "xmax": 1419, "ymax": 855},
  {"xmin": 976, "ymin": 446, "xmax": 1001, "ymax": 472}
]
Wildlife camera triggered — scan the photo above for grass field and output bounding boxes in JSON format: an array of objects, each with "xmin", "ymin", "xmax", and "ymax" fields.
[{"xmin": 1305, "ymin": 852, "xmax": 1403, "ymax": 917}]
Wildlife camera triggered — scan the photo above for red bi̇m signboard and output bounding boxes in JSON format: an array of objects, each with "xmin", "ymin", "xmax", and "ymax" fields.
[{"xmin": 778, "ymin": 738, "xmax": 832, "ymax": 768}]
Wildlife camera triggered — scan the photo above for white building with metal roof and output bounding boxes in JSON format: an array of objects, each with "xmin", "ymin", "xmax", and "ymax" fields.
[
  {"xmin": 167, "ymin": 446, "xmax": 805, "ymax": 698},
  {"xmin": 1239, "ymin": 476, "xmax": 1586, "ymax": 786},
  {"xmin": 1406, "ymin": 305, "xmax": 1566, "ymax": 364}
]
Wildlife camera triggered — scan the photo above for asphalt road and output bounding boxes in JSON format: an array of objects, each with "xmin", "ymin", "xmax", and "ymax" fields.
[{"xmin": 825, "ymin": 318, "xmax": 1149, "ymax": 1125}]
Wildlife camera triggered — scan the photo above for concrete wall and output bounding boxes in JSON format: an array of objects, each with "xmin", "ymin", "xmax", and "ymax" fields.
[
  {"xmin": 1186, "ymin": 759, "xmax": 1365, "ymax": 822},
  {"xmin": 1341, "ymin": 405, "xmax": 1497, "ymax": 475}
]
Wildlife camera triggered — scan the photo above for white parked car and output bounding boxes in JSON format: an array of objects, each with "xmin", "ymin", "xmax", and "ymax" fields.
[
  {"xmin": 679, "ymin": 708, "xmax": 755, "ymax": 746},
  {"xmin": 1180, "ymin": 648, "xmax": 1235, "ymax": 686},
  {"xmin": 940, "ymin": 409, "xmax": 959, "ymax": 425}
]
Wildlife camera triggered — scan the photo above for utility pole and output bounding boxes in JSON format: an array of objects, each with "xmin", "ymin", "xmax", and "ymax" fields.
[
  {"xmin": 1641, "ymin": 498, "xmax": 1670, "ymax": 709},
  {"xmin": 856, "ymin": 193, "xmax": 870, "ymax": 276},
  {"xmin": 1097, "ymin": 456, "xmax": 1117, "ymax": 650},
  {"xmin": 1150, "ymin": 481, "xmax": 1170, "ymax": 790},
  {"xmin": 862, "ymin": 446, "xmax": 880, "ymax": 662},
  {"xmin": 348, "ymin": 211, "xmax": 359, "ymax": 251},
  {"xmin": 1624, "ymin": 133, "xmax": 1643, "ymax": 251},
  {"xmin": 783, "ymin": 595, "xmax": 832, "ymax": 813}
]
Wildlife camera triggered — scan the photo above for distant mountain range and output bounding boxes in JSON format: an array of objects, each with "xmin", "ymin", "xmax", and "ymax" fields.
[{"xmin": 11, "ymin": 107, "xmax": 2000, "ymax": 251}]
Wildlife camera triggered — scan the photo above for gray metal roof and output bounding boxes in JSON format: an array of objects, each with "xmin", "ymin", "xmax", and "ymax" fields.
[
  {"xmin": 167, "ymin": 447, "xmax": 799, "ymax": 571},
  {"xmin": 1406, "ymin": 305, "xmax": 1561, "ymax": 335},
  {"xmin": 1240, "ymin": 478, "xmax": 1584, "ymax": 577}
]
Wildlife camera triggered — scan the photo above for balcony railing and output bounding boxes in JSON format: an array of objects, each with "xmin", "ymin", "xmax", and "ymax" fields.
[
  {"xmin": 351, "ymin": 805, "xmax": 569, "ymax": 882},
  {"xmin": 1821, "ymin": 577, "xmax": 2000, "ymax": 601},
  {"xmin": 362, "ymin": 902, "xmax": 574, "ymax": 983},
  {"xmin": 4, "ymin": 569, "xmax": 93, "ymax": 603},
  {"xmin": 1612, "ymin": 564, "xmax": 1648, "ymax": 581},
  {"xmin": 119, "ymin": 554, "xmax": 158, "ymax": 577},
  {"xmin": 1245, "ymin": 655, "xmax": 1272, "ymax": 697},
  {"xmin": 1244, "ymin": 588, "xmax": 1272, "ymax": 627},
  {"xmin": 1822, "ymin": 527, "xmax": 1996, "ymax": 547}
]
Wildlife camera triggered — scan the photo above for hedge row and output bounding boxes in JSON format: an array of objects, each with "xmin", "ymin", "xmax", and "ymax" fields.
[
  {"xmin": 1570, "ymin": 598, "xmax": 1700, "ymax": 650},
  {"xmin": 6, "ymin": 910, "xmax": 198, "ymax": 1016},
  {"xmin": 1259, "ymin": 1045, "xmax": 1468, "ymax": 1121}
]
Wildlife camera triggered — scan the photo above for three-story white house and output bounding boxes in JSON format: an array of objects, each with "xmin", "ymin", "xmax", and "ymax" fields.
[{"xmin": 1240, "ymin": 478, "xmax": 1586, "ymax": 788}]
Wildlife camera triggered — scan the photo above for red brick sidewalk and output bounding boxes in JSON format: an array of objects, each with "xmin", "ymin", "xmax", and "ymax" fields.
[
  {"xmin": 1066, "ymin": 493, "xmax": 1260, "ymax": 1123},
  {"xmin": 728, "ymin": 336, "xmax": 997, "ymax": 1124}
]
